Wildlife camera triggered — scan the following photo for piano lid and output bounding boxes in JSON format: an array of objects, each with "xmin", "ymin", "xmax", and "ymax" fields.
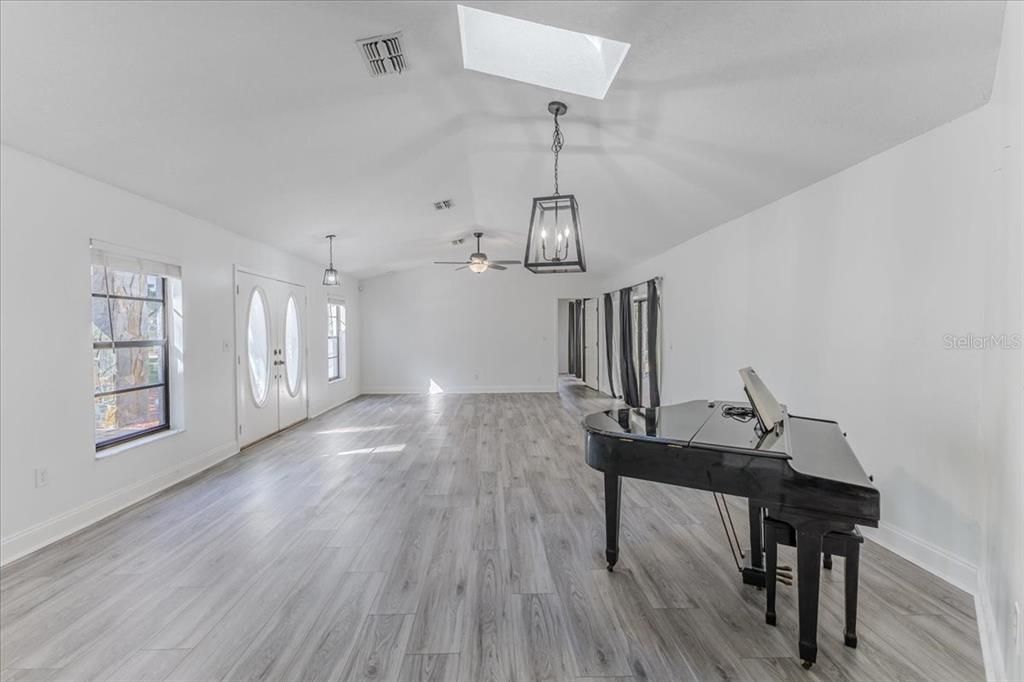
[
  {"xmin": 583, "ymin": 399, "xmax": 792, "ymax": 459},
  {"xmin": 583, "ymin": 400, "xmax": 714, "ymax": 445}
]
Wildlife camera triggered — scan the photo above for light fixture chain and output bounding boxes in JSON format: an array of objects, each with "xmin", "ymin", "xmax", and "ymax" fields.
[{"xmin": 551, "ymin": 111, "xmax": 564, "ymax": 195}]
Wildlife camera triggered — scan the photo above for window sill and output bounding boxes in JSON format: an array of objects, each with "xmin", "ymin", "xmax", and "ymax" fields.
[
  {"xmin": 96, "ymin": 428, "xmax": 185, "ymax": 460},
  {"xmin": 328, "ymin": 377, "xmax": 348, "ymax": 385}
]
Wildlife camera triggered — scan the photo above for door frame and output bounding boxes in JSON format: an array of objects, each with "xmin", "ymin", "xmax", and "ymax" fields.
[{"xmin": 232, "ymin": 265, "xmax": 310, "ymax": 451}]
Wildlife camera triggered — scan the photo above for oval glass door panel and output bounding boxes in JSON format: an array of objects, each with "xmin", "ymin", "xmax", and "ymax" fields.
[
  {"xmin": 284, "ymin": 296, "xmax": 301, "ymax": 396},
  {"xmin": 247, "ymin": 288, "xmax": 270, "ymax": 405}
]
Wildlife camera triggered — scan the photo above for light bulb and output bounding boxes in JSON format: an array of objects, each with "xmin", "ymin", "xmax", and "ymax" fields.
[
  {"xmin": 564, "ymin": 227, "xmax": 570, "ymax": 237},
  {"xmin": 469, "ymin": 261, "xmax": 487, "ymax": 273},
  {"xmin": 557, "ymin": 233, "xmax": 563, "ymax": 242},
  {"xmin": 541, "ymin": 229, "xmax": 547, "ymax": 239}
]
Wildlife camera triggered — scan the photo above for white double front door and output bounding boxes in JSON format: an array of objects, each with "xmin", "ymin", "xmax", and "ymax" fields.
[{"xmin": 236, "ymin": 271, "xmax": 307, "ymax": 447}]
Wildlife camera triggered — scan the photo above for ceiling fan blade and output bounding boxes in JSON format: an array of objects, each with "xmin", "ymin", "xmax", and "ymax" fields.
[
  {"xmin": 488, "ymin": 260, "xmax": 521, "ymax": 265},
  {"xmin": 487, "ymin": 263, "xmax": 507, "ymax": 271},
  {"xmin": 434, "ymin": 261, "xmax": 470, "ymax": 265},
  {"xmin": 455, "ymin": 266, "xmax": 468, "ymax": 271}
]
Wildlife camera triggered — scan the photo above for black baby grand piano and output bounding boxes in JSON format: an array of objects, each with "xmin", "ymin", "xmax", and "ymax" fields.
[{"xmin": 583, "ymin": 368, "xmax": 880, "ymax": 668}]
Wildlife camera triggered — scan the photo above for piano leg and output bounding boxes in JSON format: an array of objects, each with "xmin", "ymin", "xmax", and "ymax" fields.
[
  {"xmin": 604, "ymin": 472, "xmax": 621, "ymax": 571},
  {"xmin": 844, "ymin": 540, "xmax": 860, "ymax": 648},
  {"xmin": 764, "ymin": 519, "xmax": 778, "ymax": 626},
  {"xmin": 795, "ymin": 526, "xmax": 824, "ymax": 668},
  {"xmin": 748, "ymin": 502, "xmax": 764, "ymax": 569},
  {"xmin": 742, "ymin": 503, "xmax": 767, "ymax": 588}
]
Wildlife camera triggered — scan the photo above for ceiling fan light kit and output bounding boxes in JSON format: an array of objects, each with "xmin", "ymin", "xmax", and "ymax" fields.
[
  {"xmin": 524, "ymin": 101, "xmax": 586, "ymax": 274},
  {"xmin": 468, "ymin": 256, "xmax": 488, "ymax": 274}
]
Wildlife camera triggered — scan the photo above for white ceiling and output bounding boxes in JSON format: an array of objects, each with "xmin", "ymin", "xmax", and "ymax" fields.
[{"xmin": 0, "ymin": 1, "xmax": 1005, "ymax": 278}]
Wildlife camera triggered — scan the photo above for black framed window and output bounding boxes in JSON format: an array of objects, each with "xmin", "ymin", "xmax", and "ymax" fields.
[
  {"xmin": 92, "ymin": 265, "xmax": 170, "ymax": 449},
  {"xmin": 327, "ymin": 301, "xmax": 346, "ymax": 381}
]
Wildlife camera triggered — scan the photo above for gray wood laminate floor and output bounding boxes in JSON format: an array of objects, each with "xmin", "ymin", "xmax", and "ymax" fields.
[{"xmin": 1, "ymin": 379, "xmax": 985, "ymax": 681}]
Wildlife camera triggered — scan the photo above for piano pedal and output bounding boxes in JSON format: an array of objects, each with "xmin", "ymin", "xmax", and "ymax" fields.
[
  {"xmin": 775, "ymin": 565, "xmax": 793, "ymax": 586},
  {"xmin": 776, "ymin": 565, "xmax": 793, "ymax": 578}
]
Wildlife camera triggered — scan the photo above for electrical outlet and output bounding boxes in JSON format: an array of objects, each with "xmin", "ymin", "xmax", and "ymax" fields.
[{"xmin": 34, "ymin": 467, "xmax": 48, "ymax": 488}]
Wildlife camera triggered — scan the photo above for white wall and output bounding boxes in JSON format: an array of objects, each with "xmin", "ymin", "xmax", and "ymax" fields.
[
  {"xmin": 976, "ymin": 4, "xmax": 1023, "ymax": 680},
  {"xmin": 360, "ymin": 266, "xmax": 599, "ymax": 393},
  {"xmin": 557, "ymin": 299, "xmax": 570, "ymax": 374},
  {"xmin": 599, "ymin": 5, "xmax": 1022, "ymax": 674},
  {"xmin": 0, "ymin": 145, "xmax": 361, "ymax": 564}
]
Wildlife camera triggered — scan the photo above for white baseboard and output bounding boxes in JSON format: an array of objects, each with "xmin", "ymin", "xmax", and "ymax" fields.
[
  {"xmin": 309, "ymin": 391, "xmax": 361, "ymax": 419},
  {"xmin": 363, "ymin": 385, "xmax": 556, "ymax": 395},
  {"xmin": 0, "ymin": 440, "xmax": 239, "ymax": 566},
  {"xmin": 975, "ymin": 573, "xmax": 1007, "ymax": 682},
  {"xmin": 861, "ymin": 521, "xmax": 978, "ymax": 595}
]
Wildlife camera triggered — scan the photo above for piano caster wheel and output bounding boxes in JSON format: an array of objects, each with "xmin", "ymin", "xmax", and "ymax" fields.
[
  {"xmin": 607, "ymin": 564, "xmax": 614, "ymax": 572},
  {"xmin": 801, "ymin": 660, "xmax": 814, "ymax": 670},
  {"xmin": 844, "ymin": 633, "xmax": 858, "ymax": 648},
  {"xmin": 765, "ymin": 612, "xmax": 776, "ymax": 626}
]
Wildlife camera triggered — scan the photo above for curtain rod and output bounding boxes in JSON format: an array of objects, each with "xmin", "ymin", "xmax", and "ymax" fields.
[{"xmin": 601, "ymin": 275, "xmax": 662, "ymax": 297}]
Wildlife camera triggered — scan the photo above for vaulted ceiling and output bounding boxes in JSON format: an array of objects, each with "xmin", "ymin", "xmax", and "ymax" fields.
[{"xmin": 0, "ymin": 1, "xmax": 1005, "ymax": 278}]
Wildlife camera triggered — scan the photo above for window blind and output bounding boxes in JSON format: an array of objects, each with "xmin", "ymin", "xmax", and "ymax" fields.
[{"xmin": 89, "ymin": 239, "xmax": 181, "ymax": 279}]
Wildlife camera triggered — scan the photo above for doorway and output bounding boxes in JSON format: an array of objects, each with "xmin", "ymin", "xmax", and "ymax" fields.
[
  {"xmin": 557, "ymin": 297, "xmax": 599, "ymax": 391},
  {"xmin": 236, "ymin": 270, "xmax": 307, "ymax": 447}
]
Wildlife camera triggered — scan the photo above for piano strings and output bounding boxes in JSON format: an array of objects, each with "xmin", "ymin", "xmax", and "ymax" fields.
[{"xmin": 712, "ymin": 492, "xmax": 745, "ymax": 571}]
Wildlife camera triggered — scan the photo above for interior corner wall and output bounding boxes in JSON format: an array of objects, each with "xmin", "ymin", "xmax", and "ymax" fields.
[
  {"xmin": 976, "ymin": 3, "xmax": 1023, "ymax": 680},
  {"xmin": 359, "ymin": 266, "xmax": 600, "ymax": 394},
  {"xmin": 598, "ymin": 6, "xmax": 1022, "ymax": 673},
  {"xmin": 0, "ymin": 145, "xmax": 361, "ymax": 565}
]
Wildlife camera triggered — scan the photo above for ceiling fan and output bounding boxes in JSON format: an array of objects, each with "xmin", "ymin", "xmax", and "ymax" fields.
[{"xmin": 434, "ymin": 232, "xmax": 521, "ymax": 273}]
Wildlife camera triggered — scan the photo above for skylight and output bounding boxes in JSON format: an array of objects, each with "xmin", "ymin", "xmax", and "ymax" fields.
[{"xmin": 457, "ymin": 5, "xmax": 630, "ymax": 100}]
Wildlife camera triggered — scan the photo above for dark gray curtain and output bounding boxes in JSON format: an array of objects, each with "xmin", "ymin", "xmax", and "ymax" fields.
[
  {"xmin": 618, "ymin": 287, "xmax": 640, "ymax": 406},
  {"xmin": 646, "ymin": 279, "xmax": 661, "ymax": 407},
  {"xmin": 603, "ymin": 293, "xmax": 616, "ymax": 398},
  {"xmin": 567, "ymin": 301, "xmax": 577, "ymax": 376}
]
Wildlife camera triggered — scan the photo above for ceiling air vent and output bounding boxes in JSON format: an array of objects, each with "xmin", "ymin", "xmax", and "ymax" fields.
[
  {"xmin": 433, "ymin": 199, "xmax": 453, "ymax": 211},
  {"xmin": 357, "ymin": 32, "xmax": 407, "ymax": 77}
]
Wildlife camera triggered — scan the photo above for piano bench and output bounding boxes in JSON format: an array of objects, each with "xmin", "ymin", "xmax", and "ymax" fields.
[{"xmin": 763, "ymin": 516, "xmax": 864, "ymax": 649}]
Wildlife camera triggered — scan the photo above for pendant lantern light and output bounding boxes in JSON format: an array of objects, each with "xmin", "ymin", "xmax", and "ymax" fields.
[
  {"xmin": 322, "ymin": 234, "xmax": 340, "ymax": 286},
  {"xmin": 524, "ymin": 101, "xmax": 586, "ymax": 274}
]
